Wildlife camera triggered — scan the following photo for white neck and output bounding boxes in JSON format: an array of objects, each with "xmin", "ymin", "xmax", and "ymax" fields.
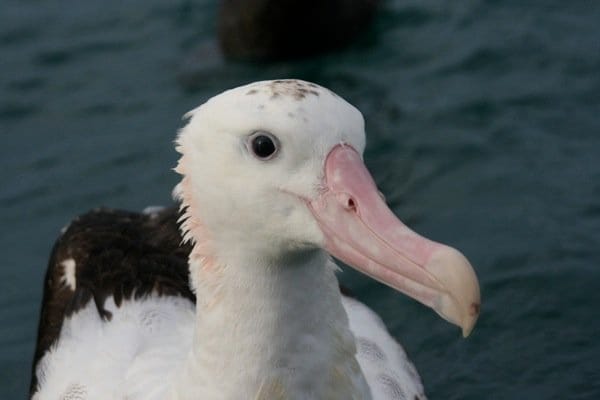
[{"xmin": 169, "ymin": 248, "xmax": 370, "ymax": 399}]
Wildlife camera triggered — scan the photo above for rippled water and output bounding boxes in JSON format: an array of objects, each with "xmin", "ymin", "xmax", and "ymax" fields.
[{"xmin": 2, "ymin": 1, "xmax": 599, "ymax": 398}]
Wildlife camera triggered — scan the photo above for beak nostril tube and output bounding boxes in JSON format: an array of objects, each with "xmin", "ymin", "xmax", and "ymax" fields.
[
  {"xmin": 335, "ymin": 193, "xmax": 357, "ymax": 211},
  {"xmin": 346, "ymin": 197, "xmax": 356, "ymax": 210}
]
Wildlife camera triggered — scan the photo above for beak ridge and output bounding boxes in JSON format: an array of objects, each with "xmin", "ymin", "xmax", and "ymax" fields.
[{"xmin": 309, "ymin": 144, "xmax": 481, "ymax": 336}]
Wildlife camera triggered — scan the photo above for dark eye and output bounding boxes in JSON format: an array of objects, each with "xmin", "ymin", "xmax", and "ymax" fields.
[{"xmin": 249, "ymin": 131, "xmax": 279, "ymax": 160}]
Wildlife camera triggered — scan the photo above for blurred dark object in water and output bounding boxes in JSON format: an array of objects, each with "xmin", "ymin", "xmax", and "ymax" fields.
[{"xmin": 218, "ymin": 0, "xmax": 379, "ymax": 61}]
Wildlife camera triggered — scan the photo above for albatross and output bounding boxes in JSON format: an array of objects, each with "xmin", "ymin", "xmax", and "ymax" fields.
[{"xmin": 30, "ymin": 79, "xmax": 480, "ymax": 400}]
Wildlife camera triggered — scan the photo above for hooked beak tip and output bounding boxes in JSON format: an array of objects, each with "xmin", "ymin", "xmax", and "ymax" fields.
[
  {"xmin": 425, "ymin": 246, "xmax": 481, "ymax": 337},
  {"xmin": 461, "ymin": 302, "xmax": 481, "ymax": 337}
]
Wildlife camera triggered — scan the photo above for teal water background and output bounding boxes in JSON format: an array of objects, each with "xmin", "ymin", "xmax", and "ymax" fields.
[{"xmin": 2, "ymin": 0, "xmax": 599, "ymax": 398}]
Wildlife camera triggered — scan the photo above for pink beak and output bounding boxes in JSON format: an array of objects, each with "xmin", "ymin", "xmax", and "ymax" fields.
[{"xmin": 309, "ymin": 145, "xmax": 480, "ymax": 337}]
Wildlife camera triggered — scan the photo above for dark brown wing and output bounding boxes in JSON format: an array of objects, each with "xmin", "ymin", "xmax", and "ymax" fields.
[{"xmin": 29, "ymin": 206, "xmax": 193, "ymax": 396}]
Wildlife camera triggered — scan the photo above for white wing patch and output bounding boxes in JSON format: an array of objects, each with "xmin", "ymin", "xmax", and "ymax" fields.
[
  {"xmin": 342, "ymin": 296, "xmax": 427, "ymax": 400},
  {"xmin": 60, "ymin": 259, "xmax": 77, "ymax": 290},
  {"xmin": 142, "ymin": 206, "xmax": 166, "ymax": 219},
  {"xmin": 33, "ymin": 295, "xmax": 195, "ymax": 400}
]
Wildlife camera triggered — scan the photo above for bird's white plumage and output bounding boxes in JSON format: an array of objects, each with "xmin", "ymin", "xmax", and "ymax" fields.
[
  {"xmin": 32, "ymin": 80, "xmax": 441, "ymax": 400},
  {"xmin": 343, "ymin": 297, "xmax": 426, "ymax": 399},
  {"xmin": 34, "ymin": 296, "xmax": 195, "ymax": 400},
  {"xmin": 35, "ymin": 293, "xmax": 424, "ymax": 400},
  {"xmin": 60, "ymin": 259, "xmax": 77, "ymax": 291}
]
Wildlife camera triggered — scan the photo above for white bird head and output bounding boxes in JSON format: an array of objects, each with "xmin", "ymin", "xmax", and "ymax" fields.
[{"xmin": 175, "ymin": 79, "xmax": 480, "ymax": 336}]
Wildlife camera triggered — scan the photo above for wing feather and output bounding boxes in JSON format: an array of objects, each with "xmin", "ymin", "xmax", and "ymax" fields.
[{"xmin": 30, "ymin": 206, "xmax": 194, "ymax": 396}]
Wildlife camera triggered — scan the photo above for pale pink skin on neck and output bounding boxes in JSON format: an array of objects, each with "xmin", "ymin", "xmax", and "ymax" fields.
[{"xmin": 174, "ymin": 149, "xmax": 218, "ymax": 270}]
